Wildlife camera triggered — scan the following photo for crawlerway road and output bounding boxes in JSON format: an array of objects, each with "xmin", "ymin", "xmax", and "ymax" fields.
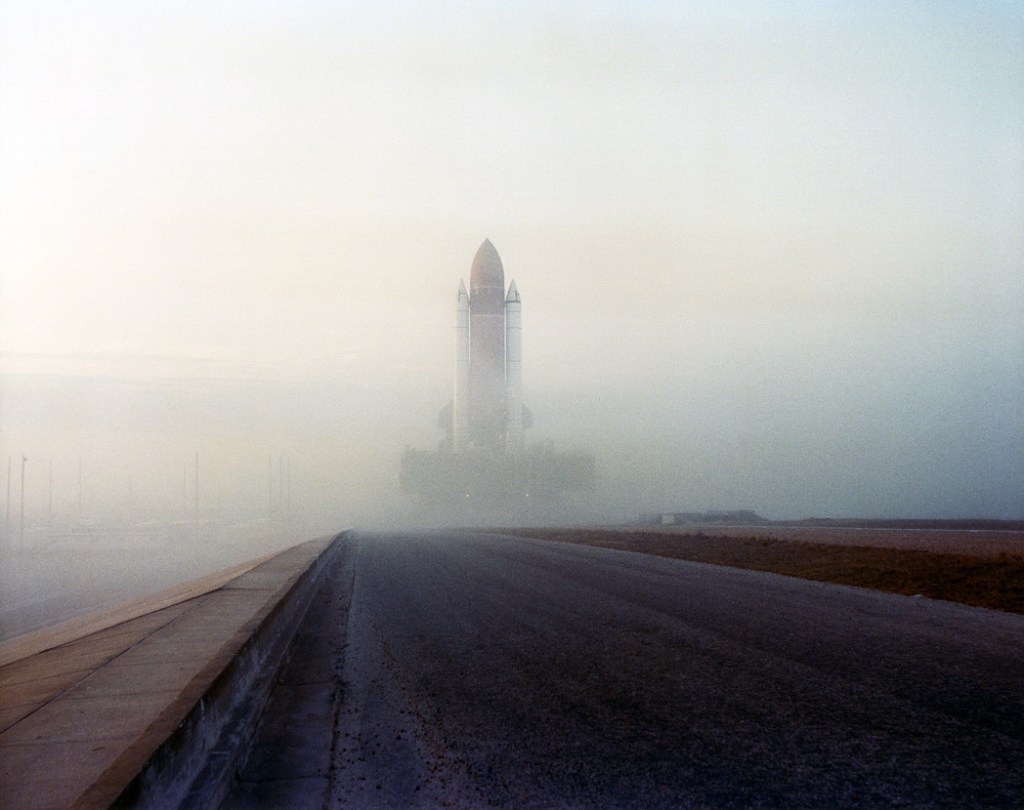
[{"xmin": 222, "ymin": 531, "xmax": 1024, "ymax": 809}]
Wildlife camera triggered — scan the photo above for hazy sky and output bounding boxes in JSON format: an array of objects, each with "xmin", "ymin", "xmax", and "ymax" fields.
[{"xmin": 1, "ymin": 2, "xmax": 1021, "ymax": 522}]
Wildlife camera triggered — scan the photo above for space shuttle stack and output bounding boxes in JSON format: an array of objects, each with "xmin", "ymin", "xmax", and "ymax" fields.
[
  {"xmin": 504, "ymin": 279, "xmax": 524, "ymax": 451},
  {"xmin": 452, "ymin": 280, "xmax": 470, "ymax": 452},
  {"xmin": 451, "ymin": 239, "xmax": 526, "ymax": 453}
]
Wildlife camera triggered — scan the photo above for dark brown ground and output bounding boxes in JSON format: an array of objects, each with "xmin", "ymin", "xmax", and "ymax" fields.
[{"xmin": 511, "ymin": 527, "xmax": 1024, "ymax": 615}]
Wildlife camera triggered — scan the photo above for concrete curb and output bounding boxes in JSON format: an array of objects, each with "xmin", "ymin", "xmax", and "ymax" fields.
[
  {"xmin": 0, "ymin": 552, "xmax": 282, "ymax": 669},
  {"xmin": 0, "ymin": 532, "xmax": 347, "ymax": 810},
  {"xmin": 107, "ymin": 534, "xmax": 347, "ymax": 810}
]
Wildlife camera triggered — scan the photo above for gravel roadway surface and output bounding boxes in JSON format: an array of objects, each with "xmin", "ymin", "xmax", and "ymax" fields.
[{"xmin": 223, "ymin": 531, "xmax": 1024, "ymax": 809}]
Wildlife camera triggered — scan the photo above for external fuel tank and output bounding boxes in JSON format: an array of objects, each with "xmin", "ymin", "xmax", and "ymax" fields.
[{"xmin": 468, "ymin": 239, "xmax": 507, "ymax": 448}]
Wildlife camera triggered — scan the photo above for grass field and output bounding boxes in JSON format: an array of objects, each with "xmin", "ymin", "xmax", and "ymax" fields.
[{"xmin": 515, "ymin": 527, "xmax": 1024, "ymax": 615}]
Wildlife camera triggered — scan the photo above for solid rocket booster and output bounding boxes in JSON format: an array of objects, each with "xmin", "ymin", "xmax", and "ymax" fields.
[
  {"xmin": 468, "ymin": 240, "xmax": 507, "ymax": 448},
  {"xmin": 504, "ymin": 279, "xmax": 523, "ymax": 450},
  {"xmin": 453, "ymin": 280, "xmax": 470, "ymax": 451}
]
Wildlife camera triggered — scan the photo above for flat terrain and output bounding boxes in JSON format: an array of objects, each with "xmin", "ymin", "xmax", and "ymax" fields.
[
  {"xmin": 0, "ymin": 526, "xmax": 302, "ymax": 642},
  {"xmin": 515, "ymin": 526, "xmax": 1024, "ymax": 614},
  {"xmin": 0, "ymin": 539, "xmax": 333, "ymax": 810},
  {"xmin": 649, "ymin": 521, "xmax": 1024, "ymax": 557},
  {"xmin": 224, "ymin": 531, "xmax": 1024, "ymax": 808}
]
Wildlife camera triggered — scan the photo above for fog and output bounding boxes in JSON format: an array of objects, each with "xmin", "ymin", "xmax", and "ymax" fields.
[{"xmin": 1, "ymin": 3, "xmax": 1022, "ymax": 630}]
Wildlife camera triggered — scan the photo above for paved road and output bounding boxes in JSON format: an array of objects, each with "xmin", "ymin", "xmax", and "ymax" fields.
[{"xmin": 224, "ymin": 531, "xmax": 1024, "ymax": 808}]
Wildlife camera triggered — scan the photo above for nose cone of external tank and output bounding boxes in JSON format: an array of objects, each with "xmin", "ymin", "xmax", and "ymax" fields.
[{"xmin": 470, "ymin": 239, "xmax": 505, "ymax": 291}]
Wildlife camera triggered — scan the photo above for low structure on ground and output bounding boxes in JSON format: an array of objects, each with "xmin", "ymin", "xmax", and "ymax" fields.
[{"xmin": 641, "ymin": 510, "xmax": 768, "ymax": 526}]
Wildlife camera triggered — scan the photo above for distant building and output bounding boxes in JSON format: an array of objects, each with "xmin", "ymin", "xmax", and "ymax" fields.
[{"xmin": 641, "ymin": 510, "xmax": 767, "ymax": 526}]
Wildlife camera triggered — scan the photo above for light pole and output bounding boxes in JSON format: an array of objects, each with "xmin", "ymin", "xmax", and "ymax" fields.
[
  {"xmin": 20, "ymin": 455, "xmax": 26, "ymax": 544},
  {"xmin": 195, "ymin": 452, "xmax": 200, "ymax": 537}
]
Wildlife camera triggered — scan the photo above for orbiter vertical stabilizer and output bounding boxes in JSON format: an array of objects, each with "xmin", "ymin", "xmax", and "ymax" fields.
[
  {"xmin": 453, "ymin": 280, "xmax": 470, "ymax": 451},
  {"xmin": 505, "ymin": 279, "xmax": 523, "ymax": 451}
]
